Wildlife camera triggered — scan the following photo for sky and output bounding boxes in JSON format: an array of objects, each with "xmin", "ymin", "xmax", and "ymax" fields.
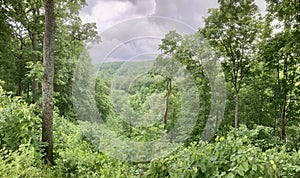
[{"xmin": 79, "ymin": 0, "xmax": 267, "ymax": 63}]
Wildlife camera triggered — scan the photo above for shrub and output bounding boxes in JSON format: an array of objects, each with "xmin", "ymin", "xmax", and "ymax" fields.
[
  {"xmin": 0, "ymin": 86, "xmax": 42, "ymax": 151},
  {"xmin": 145, "ymin": 126, "xmax": 300, "ymax": 178}
]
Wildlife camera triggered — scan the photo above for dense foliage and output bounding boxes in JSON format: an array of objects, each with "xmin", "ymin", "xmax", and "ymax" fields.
[
  {"xmin": 1, "ymin": 88, "xmax": 300, "ymax": 177},
  {"xmin": 0, "ymin": 0, "xmax": 299, "ymax": 177}
]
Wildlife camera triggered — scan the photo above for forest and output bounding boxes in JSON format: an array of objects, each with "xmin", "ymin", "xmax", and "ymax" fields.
[{"xmin": 0, "ymin": 0, "xmax": 299, "ymax": 177}]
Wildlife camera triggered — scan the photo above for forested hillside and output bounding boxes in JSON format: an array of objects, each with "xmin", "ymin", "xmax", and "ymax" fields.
[{"xmin": 0, "ymin": 0, "xmax": 299, "ymax": 177}]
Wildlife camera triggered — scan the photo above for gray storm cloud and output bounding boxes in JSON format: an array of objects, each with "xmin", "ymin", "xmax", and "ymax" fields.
[
  {"xmin": 80, "ymin": 0, "xmax": 266, "ymax": 62},
  {"xmin": 154, "ymin": 0, "xmax": 219, "ymax": 28}
]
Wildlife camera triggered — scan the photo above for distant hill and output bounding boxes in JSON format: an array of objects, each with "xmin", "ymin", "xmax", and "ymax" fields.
[{"xmin": 95, "ymin": 60, "xmax": 155, "ymax": 80}]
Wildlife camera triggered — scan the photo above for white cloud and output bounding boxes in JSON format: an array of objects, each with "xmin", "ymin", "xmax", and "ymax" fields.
[
  {"xmin": 80, "ymin": 1, "xmax": 136, "ymax": 32},
  {"xmin": 154, "ymin": 0, "xmax": 219, "ymax": 28},
  {"xmin": 80, "ymin": 0, "xmax": 267, "ymax": 63},
  {"xmin": 88, "ymin": 17, "xmax": 195, "ymax": 63},
  {"xmin": 80, "ymin": 0, "xmax": 156, "ymax": 32}
]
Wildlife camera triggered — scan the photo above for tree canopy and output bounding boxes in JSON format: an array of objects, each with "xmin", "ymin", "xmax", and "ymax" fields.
[{"xmin": 0, "ymin": 0, "xmax": 299, "ymax": 177}]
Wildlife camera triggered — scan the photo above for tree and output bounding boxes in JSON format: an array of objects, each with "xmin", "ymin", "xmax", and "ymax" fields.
[
  {"xmin": 0, "ymin": 1, "xmax": 17, "ymax": 92},
  {"xmin": 0, "ymin": 0, "xmax": 44, "ymax": 101},
  {"xmin": 202, "ymin": 0, "xmax": 261, "ymax": 128},
  {"xmin": 53, "ymin": 0, "xmax": 100, "ymax": 116},
  {"xmin": 266, "ymin": 0, "xmax": 300, "ymax": 29},
  {"xmin": 42, "ymin": 0, "xmax": 56, "ymax": 164},
  {"xmin": 151, "ymin": 31, "xmax": 182, "ymax": 129},
  {"xmin": 260, "ymin": 0, "xmax": 300, "ymax": 142},
  {"xmin": 7, "ymin": 0, "xmax": 44, "ymax": 103},
  {"xmin": 1, "ymin": 0, "xmax": 99, "ymax": 117},
  {"xmin": 259, "ymin": 31, "xmax": 299, "ymax": 142}
]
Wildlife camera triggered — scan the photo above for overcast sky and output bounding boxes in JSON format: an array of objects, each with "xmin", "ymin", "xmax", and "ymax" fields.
[{"xmin": 79, "ymin": 0, "xmax": 267, "ymax": 63}]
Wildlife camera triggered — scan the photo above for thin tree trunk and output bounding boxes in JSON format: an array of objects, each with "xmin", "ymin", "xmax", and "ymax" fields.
[
  {"xmin": 31, "ymin": 33, "xmax": 39, "ymax": 104},
  {"xmin": 42, "ymin": 0, "xmax": 56, "ymax": 165},
  {"xmin": 32, "ymin": 77, "xmax": 39, "ymax": 103},
  {"xmin": 274, "ymin": 104, "xmax": 277, "ymax": 135},
  {"xmin": 17, "ymin": 82, "xmax": 23, "ymax": 96},
  {"xmin": 280, "ymin": 55, "xmax": 288, "ymax": 142},
  {"xmin": 274, "ymin": 61, "xmax": 280, "ymax": 134},
  {"xmin": 258, "ymin": 91, "xmax": 263, "ymax": 125},
  {"xmin": 163, "ymin": 80, "xmax": 171, "ymax": 129},
  {"xmin": 27, "ymin": 83, "xmax": 30, "ymax": 101},
  {"xmin": 280, "ymin": 102, "xmax": 287, "ymax": 142},
  {"xmin": 234, "ymin": 91, "xmax": 239, "ymax": 128},
  {"xmin": 16, "ymin": 38, "xmax": 24, "ymax": 96}
]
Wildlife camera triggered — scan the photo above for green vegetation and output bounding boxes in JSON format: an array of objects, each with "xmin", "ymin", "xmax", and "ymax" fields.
[{"xmin": 0, "ymin": 0, "xmax": 299, "ymax": 177}]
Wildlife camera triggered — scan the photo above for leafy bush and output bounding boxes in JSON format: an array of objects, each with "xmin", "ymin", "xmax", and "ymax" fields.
[
  {"xmin": 286, "ymin": 124, "xmax": 300, "ymax": 151},
  {"xmin": 145, "ymin": 126, "xmax": 300, "ymax": 178},
  {"xmin": 0, "ymin": 86, "xmax": 42, "ymax": 151},
  {"xmin": 0, "ymin": 143, "xmax": 57, "ymax": 178},
  {"xmin": 1, "ymin": 84, "xmax": 299, "ymax": 177},
  {"xmin": 52, "ymin": 114, "xmax": 135, "ymax": 177},
  {"xmin": 226, "ymin": 125, "xmax": 282, "ymax": 150}
]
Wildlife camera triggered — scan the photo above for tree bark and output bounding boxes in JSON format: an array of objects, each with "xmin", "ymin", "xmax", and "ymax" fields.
[
  {"xmin": 274, "ymin": 61, "xmax": 280, "ymax": 134},
  {"xmin": 273, "ymin": 104, "xmax": 277, "ymax": 134},
  {"xmin": 42, "ymin": 0, "xmax": 56, "ymax": 165},
  {"xmin": 280, "ymin": 102, "xmax": 287, "ymax": 142},
  {"xmin": 234, "ymin": 91, "xmax": 239, "ymax": 128},
  {"xmin": 32, "ymin": 77, "xmax": 39, "ymax": 103},
  {"xmin": 163, "ymin": 79, "xmax": 171, "ymax": 129},
  {"xmin": 17, "ymin": 82, "xmax": 23, "ymax": 96},
  {"xmin": 32, "ymin": 33, "xmax": 39, "ymax": 104},
  {"xmin": 16, "ymin": 38, "xmax": 25, "ymax": 96}
]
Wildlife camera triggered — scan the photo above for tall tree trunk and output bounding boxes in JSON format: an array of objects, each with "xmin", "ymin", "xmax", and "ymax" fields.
[
  {"xmin": 280, "ymin": 103, "xmax": 286, "ymax": 142},
  {"xmin": 32, "ymin": 77, "xmax": 39, "ymax": 103},
  {"xmin": 16, "ymin": 38, "xmax": 25, "ymax": 96},
  {"xmin": 31, "ymin": 33, "xmax": 39, "ymax": 104},
  {"xmin": 17, "ymin": 82, "xmax": 23, "ymax": 96},
  {"xmin": 258, "ymin": 91, "xmax": 263, "ymax": 125},
  {"xmin": 280, "ymin": 54, "xmax": 289, "ymax": 142},
  {"xmin": 234, "ymin": 91, "xmax": 239, "ymax": 128},
  {"xmin": 42, "ymin": 0, "xmax": 56, "ymax": 164},
  {"xmin": 274, "ymin": 61, "xmax": 280, "ymax": 134},
  {"xmin": 273, "ymin": 104, "xmax": 277, "ymax": 134},
  {"xmin": 163, "ymin": 80, "xmax": 171, "ymax": 129}
]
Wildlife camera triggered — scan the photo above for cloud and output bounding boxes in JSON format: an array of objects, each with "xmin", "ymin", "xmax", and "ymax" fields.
[
  {"xmin": 80, "ymin": 0, "xmax": 135, "ymax": 31},
  {"xmin": 80, "ymin": 0, "xmax": 267, "ymax": 63},
  {"xmin": 80, "ymin": 0, "xmax": 156, "ymax": 32},
  {"xmin": 154, "ymin": 0, "xmax": 219, "ymax": 28},
  {"xmin": 88, "ymin": 17, "xmax": 195, "ymax": 63},
  {"xmin": 106, "ymin": 0, "xmax": 138, "ymax": 4}
]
